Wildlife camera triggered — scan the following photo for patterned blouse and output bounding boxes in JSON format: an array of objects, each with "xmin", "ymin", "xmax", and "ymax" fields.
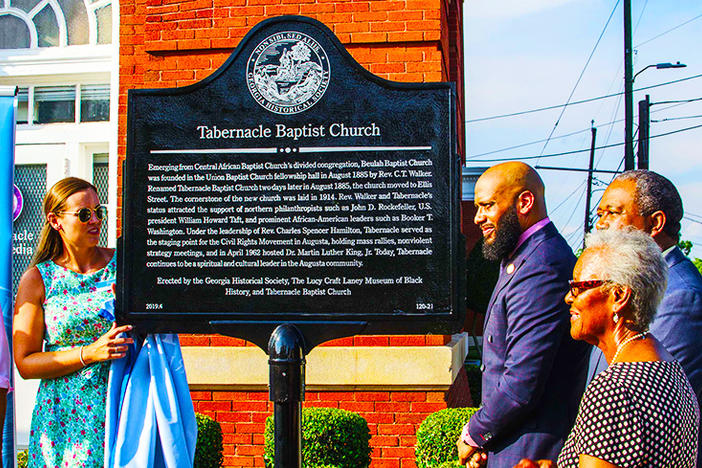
[{"xmin": 558, "ymin": 360, "xmax": 699, "ymax": 467}]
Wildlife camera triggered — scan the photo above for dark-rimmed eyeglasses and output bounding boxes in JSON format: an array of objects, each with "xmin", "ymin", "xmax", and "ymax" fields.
[
  {"xmin": 57, "ymin": 205, "xmax": 107, "ymax": 223},
  {"xmin": 568, "ymin": 279, "xmax": 610, "ymax": 298}
]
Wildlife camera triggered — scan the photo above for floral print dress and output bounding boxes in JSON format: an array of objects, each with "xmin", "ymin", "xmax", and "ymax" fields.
[{"xmin": 29, "ymin": 252, "xmax": 115, "ymax": 468}]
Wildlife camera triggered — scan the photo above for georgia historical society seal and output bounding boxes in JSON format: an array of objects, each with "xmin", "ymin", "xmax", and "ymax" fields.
[{"xmin": 247, "ymin": 31, "xmax": 330, "ymax": 115}]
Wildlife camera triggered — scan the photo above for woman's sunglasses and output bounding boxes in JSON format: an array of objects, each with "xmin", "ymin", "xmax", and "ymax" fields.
[{"xmin": 58, "ymin": 205, "xmax": 107, "ymax": 223}]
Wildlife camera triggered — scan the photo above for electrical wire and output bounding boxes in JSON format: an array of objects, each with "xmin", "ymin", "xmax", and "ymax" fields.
[
  {"xmin": 634, "ymin": 13, "xmax": 702, "ymax": 48},
  {"xmin": 652, "ymin": 115, "xmax": 702, "ymax": 123},
  {"xmin": 465, "ymin": 99, "xmax": 701, "ymax": 159},
  {"xmin": 465, "ymin": 74, "xmax": 702, "ymax": 123},
  {"xmin": 535, "ymin": 0, "xmax": 622, "ymax": 162},
  {"xmin": 551, "ymin": 180, "xmax": 588, "ymax": 215},
  {"xmin": 468, "ymin": 123, "xmax": 702, "ymax": 162},
  {"xmin": 466, "ymin": 124, "xmax": 702, "ymax": 163}
]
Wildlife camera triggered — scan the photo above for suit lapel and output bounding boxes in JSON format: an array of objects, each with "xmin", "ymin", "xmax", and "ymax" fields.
[{"xmin": 482, "ymin": 223, "xmax": 556, "ymax": 327}]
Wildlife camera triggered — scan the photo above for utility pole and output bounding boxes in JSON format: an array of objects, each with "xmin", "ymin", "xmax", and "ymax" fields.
[
  {"xmin": 637, "ymin": 94, "xmax": 650, "ymax": 169},
  {"xmin": 584, "ymin": 122, "xmax": 597, "ymax": 248},
  {"xmin": 624, "ymin": 0, "xmax": 635, "ymax": 170}
]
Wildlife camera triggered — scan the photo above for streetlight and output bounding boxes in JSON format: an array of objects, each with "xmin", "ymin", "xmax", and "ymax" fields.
[
  {"xmin": 624, "ymin": 60, "xmax": 687, "ymax": 170},
  {"xmin": 633, "ymin": 62, "xmax": 687, "ymax": 82}
]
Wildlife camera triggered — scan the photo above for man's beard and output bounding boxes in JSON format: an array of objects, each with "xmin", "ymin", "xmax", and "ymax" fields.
[{"xmin": 482, "ymin": 207, "xmax": 522, "ymax": 261}]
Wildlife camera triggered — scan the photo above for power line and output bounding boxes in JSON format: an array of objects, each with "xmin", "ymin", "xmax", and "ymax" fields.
[
  {"xmin": 536, "ymin": 0, "xmax": 621, "ymax": 160},
  {"xmin": 684, "ymin": 216, "xmax": 702, "ymax": 226},
  {"xmin": 634, "ymin": 13, "xmax": 702, "ymax": 48},
  {"xmin": 465, "ymin": 74, "xmax": 702, "ymax": 123},
  {"xmin": 465, "ymin": 99, "xmax": 700, "ymax": 159},
  {"xmin": 652, "ymin": 115, "xmax": 702, "ymax": 123},
  {"xmin": 468, "ymin": 123, "xmax": 702, "ymax": 162}
]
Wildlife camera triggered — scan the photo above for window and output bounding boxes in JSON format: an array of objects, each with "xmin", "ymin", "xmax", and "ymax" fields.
[
  {"xmin": 80, "ymin": 84, "xmax": 109, "ymax": 122},
  {"xmin": 34, "ymin": 86, "xmax": 76, "ymax": 123}
]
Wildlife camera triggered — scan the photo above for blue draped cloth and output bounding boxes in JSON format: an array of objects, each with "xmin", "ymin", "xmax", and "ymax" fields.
[{"xmin": 104, "ymin": 297, "xmax": 197, "ymax": 467}]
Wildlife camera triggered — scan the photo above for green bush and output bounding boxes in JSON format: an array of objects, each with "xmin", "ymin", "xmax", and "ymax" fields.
[
  {"xmin": 415, "ymin": 407, "xmax": 479, "ymax": 468},
  {"xmin": 264, "ymin": 407, "xmax": 371, "ymax": 468},
  {"xmin": 17, "ymin": 449, "xmax": 28, "ymax": 468},
  {"xmin": 195, "ymin": 413, "xmax": 224, "ymax": 468}
]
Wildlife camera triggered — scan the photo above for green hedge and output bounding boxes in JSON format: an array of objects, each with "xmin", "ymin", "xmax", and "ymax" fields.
[
  {"xmin": 264, "ymin": 407, "xmax": 371, "ymax": 468},
  {"xmin": 415, "ymin": 407, "xmax": 479, "ymax": 468},
  {"xmin": 195, "ymin": 413, "xmax": 224, "ymax": 468}
]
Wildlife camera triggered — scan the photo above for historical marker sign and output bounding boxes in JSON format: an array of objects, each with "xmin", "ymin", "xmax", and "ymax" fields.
[{"xmin": 118, "ymin": 16, "xmax": 464, "ymax": 349}]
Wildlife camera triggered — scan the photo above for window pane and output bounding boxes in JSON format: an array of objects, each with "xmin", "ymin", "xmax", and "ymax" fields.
[
  {"xmin": 11, "ymin": 0, "xmax": 42, "ymax": 14},
  {"xmin": 34, "ymin": 86, "xmax": 76, "ymax": 123},
  {"xmin": 56, "ymin": 0, "xmax": 88, "ymax": 45},
  {"xmin": 80, "ymin": 84, "xmax": 109, "ymax": 122},
  {"xmin": 0, "ymin": 15, "xmax": 31, "ymax": 49},
  {"xmin": 96, "ymin": 5, "xmax": 112, "ymax": 45},
  {"xmin": 35, "ymin": 5, "xmax": 60, "ymax": 47},
  {"xmin": 92, "ymin": 159, "xmax": 109, "ymax": 246},
  {"xmin": 16, "ymin": 88, "xmax": 29, "ymax": 124}
]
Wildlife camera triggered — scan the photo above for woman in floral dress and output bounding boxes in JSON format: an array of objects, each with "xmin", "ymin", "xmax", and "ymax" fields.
[{"xmin": 13, "ymin": 177, "xmax": 133, "ymax": 467}]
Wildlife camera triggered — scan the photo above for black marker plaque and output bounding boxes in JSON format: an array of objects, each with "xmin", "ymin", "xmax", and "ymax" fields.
[{"xmin": 118, "ymin": 16, "xmax": 464, "ymax": 350}]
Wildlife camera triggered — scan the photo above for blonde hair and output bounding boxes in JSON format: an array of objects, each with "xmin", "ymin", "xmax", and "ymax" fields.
[{"xmin": 30, "ymin": 177, "xmax": 98, "ymax": 268}]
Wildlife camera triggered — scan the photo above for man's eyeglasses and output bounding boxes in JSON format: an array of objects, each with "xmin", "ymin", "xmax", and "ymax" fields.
[
  {"xmin": 57, "ymin": 206, "xmax": 107, "ymax": 223},
  {"xmin": 568, "ymin": 279, "xmax": 610, "ymax": 298}
]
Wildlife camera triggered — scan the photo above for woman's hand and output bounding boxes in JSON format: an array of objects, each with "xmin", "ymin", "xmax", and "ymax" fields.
[{"xmin": 82, "ymin": 322, "xmax": 134, "ymax": 365}]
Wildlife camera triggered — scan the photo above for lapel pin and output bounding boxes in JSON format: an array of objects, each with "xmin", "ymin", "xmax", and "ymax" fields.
[{"xmin": 506, "ymin": 263, "xmax": 515, "ymax": 274}]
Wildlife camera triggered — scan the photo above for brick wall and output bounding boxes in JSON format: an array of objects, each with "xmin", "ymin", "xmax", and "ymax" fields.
[
  {"xmin": 119, "ymin": 1, "xmax": 468, "ymax": 466},
  {"xmin": 118, "ymin": 0, "xmax": 465, "ymax": 230},
  {"xmin": 191, "ymin": 367, "xmax": 471, "ymax": 467}
]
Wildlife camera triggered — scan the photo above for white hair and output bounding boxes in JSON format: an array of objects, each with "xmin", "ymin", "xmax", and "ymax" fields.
[{"xmin": 583, "ymin": 228, "xmax": 667, "ymax": 330}]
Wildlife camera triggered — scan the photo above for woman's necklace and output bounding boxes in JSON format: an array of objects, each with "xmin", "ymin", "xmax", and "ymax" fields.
[{"xmin": 611, "ymin": 332, "xmax": 648, "ymax": 363}]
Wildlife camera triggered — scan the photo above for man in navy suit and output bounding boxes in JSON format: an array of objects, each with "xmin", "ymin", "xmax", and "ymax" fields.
[
  {"xmin": 591, "ymin": 169, "xmax": 702, "ymax": 466},
  {"xmin": 457, "ymin": 162, "xmax": 590, "ymax": 467}
]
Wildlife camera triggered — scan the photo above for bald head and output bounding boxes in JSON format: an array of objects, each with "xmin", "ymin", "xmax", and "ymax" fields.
[
  {"xmin": 478, "ymin": 162, "xmax": 547, "ymax": 221},
  {"xmin": 474, "ymin": 162, "xmax": 549, "ymax": 260}
]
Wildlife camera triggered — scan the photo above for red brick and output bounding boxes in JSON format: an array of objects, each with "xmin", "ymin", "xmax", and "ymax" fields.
[
  {"xmin": 226, "ymin": 433, "xmax": 252, "ymax": 444},
  {"xmin": 190, "ymin": 390, "xmax": 211, "ymax": 401},
  {"xmin": 388, "ymin": 10, "xmax": 423, "ymax": 21},
  {"xmin": 426, "ymin": 334, "xmax": 451, "ymax": 345},
  {"xmin": 356, "ymin": 392, "xmax": 390, "ymax": 401},
  {"xmin": 370, "ymin": 62, "xmax": 405, "ymax": 74},
  {"xmin": 197, "ymin": 400, "xmax": 231, "ymax": 412},
  {"xmin": 395, "ymin": 413, "xmax": 427, "ymax": 424},
  {"xmin": 217, "ymin": 411, "xmax": 252, "ymax": 423},
  {"xmin": 426, "ymin": 391, "xmax": 446, "ymax": 402},
  {"xmin": 213, "ymin": 391, "xmax": 249, "ymax": 401},
  {"xmin": 264, "ymin": 4, "xmax": 299, "ymax": 14},
  {"xmin": 387, "ymin": 31, "xmax": 424, "ymax": 42},
  {"xmin": 231, "ymin": 401, "xmax": 268, "ymax": 412},
  {"xmin": 237, "ymin": 445, "xmax": 265, "ymax": 456},
  {"xmin": 350, "ymin": 32, "xmax": 387, "ymax": 43},
  {"xmin": 375, "ymin": 401, "xmax": 411, "ymax": 412},
  {"xmin": 235, "ymin": 422, "xmax": 266, "ymax": 433},
  {"xmin": 410, "ymin": 402, "xmax": 446, "ymax": 412},
  {"xmin": 354, "ymin": 335, "xmax": 389, "ymax": 346},
  {"xmin": 391, "ymin": 392, "xmax": 426, "ymax": 402},
  {"xmin": 370, "ymin": 1, "xmax": 405, "ymax": 12},
  {"xmin": 362, "ymin": 412, "xmax": 394, "ymax": 424},
  {"xmin": 401, "ymin": 458, "xmax": 419, "ymax": 468},
  {"xmin": 335, "ymin": 2, "xmax": 369, "ymax": 13},
  {"xmin": 353, "ymin": 11, "xmax": 388, "ymax": 22},
  {"xmin": 338, "ymin": 401, "xmax": 375, "ymax": 412},
  {"xmin": 318, "ymin": 391, "xmax": 354, "ymax": 401},
  {"xmin": 370, "ymin": 435, "xmax": 399, "ymax": 447},
  {"xmin": 382, "ymin": 446, "xmax": 416, "ymax": 458},
  {"xmin": 378, "ymin": 424, "xmax": 415, "ymax": 435},
  {"xmin": 226, "ymin": 456, "xmax": 254, "ymax": 466},
  {"xmin": 399, "ymin": 435, "xmax": 417, "ymax": 446},
  {"xmin": 247, "ymin": 391, "xmax": 269, "ymax": 401}
]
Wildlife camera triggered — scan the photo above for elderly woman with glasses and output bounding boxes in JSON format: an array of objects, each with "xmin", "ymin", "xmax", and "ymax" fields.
[
  {"xmin": 13, "ymin": 177, "xmax": 133, "ymax": 467},
  {"xmin": 515, "ymin": 229, "xmax": 699, "ymax": 468}
]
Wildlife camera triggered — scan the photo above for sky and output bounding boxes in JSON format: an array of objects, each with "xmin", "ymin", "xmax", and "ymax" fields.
[{"xmin": 463, "ymin": 0, "xmax": 702, "ymax": 258}]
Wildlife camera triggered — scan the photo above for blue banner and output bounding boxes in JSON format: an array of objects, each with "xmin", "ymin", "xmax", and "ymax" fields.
[{"xmin": 0, "ymin": 88, "xmax": 16, "ymax": 468}]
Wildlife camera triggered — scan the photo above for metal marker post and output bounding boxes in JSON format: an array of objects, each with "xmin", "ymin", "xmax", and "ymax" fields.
[{"xmin": 268, "ymin": 324, "xmax": 305, "ymax": 468}]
